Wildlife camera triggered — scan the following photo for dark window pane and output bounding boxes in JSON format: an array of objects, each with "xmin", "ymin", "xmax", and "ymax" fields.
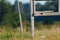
[{"xmin": 35, "ymin": 0, "xmax": 58, "ymax": 12}]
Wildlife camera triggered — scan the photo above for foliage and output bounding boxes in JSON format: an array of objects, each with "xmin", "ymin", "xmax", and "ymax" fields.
[{"xmin": 0, "ymin": 0, "xmax": 20, "ymax": 27}]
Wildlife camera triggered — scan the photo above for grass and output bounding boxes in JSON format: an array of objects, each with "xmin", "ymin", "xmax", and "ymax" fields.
[{"xmin": 0, "ymin": 22, "xmax": 60, "ymax": 40}]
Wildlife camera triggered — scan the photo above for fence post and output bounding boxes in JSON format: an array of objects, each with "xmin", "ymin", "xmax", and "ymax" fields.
[
  {"xmin": 15, "ymin": 0, "xmax": 23, "ymax": 34},
  {"xmin": 30, "ymin": 0, "xmax": 34, "ymax": 37}
]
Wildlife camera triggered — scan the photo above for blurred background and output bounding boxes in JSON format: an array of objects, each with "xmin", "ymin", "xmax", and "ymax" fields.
[{"xmin": 0, "ymin": 0, "xmax": 60, "ymax": 40}]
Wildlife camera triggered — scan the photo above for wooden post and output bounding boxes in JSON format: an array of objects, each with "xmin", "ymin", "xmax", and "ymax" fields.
[
  {"xmin": 59, "ymin": 0, "xmax": 60, "ymax": 13},
  {"xmin": 30, "ymin": 0, "xmax": 34, "ymax": 37},
  {"xmin": 33, "ymin": 0, "xmax": 35, "ymax": 16},
  {"xmin": 15, "ymin": 0, "xmax": 23, "ymax": 34}
]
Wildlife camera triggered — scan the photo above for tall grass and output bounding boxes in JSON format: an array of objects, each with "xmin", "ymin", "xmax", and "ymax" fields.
[{"xmin": 0, "ymin": 21, "xmax": 60, "ymax": 40}]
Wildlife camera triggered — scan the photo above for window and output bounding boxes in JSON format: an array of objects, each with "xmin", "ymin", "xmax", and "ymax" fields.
[{"xmin": 35, "ymin": 0, "xmax": 58, "ymax": 12}]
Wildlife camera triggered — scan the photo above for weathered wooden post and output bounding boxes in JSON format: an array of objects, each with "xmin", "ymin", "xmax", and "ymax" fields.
[
  {"xmin": 59, "ymin": 0, "xmax": 60, "ymax": 13},
  {"xmin": 15, "ymin": 0, "xmax": 23, "ymax": 34},
  {"xmin": 30, "ymin": 0, "xmax": 34, "ymax": 37}
]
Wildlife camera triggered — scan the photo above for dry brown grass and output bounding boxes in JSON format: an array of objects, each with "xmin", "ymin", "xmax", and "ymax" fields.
[{"xmin": 0, "ymin": 22, "xmax": 60, "ymax": 40}]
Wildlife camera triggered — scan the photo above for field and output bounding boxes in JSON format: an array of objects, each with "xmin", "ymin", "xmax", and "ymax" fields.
[{"xmin": 0, "ymin": 21, "xmax": 60, "ymax": 40}]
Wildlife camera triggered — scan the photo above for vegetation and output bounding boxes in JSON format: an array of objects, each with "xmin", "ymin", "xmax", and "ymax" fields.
[
  {"xmin": 0, "ymin": 22, "xmax": 60, "ymax": 40},
  {"xmin": 0, "ymin": 0, "xmax": 20, "ymax": 27}
]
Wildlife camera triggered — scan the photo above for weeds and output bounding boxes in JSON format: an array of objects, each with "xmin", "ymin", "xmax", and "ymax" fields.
[{"xmin": 0, "ymin": 22, "xmax": 60, "ymax": 40}]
